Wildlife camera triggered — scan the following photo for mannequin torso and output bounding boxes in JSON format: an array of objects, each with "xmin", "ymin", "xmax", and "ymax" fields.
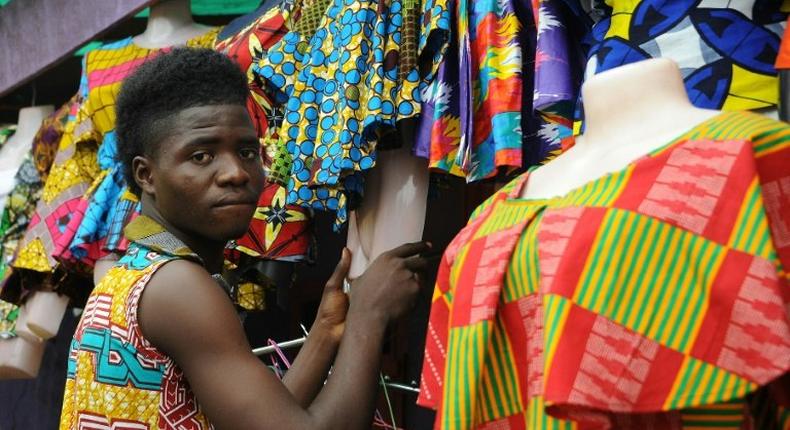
[
  {"xmin": 0, "ymin": 106, "xmax": 53, "ymax": 211},
  {"xmin": 521, "ymin": 58, "xmax": 719, "ymax": 200},
  {"xmin": 132, "ymin": 0, "xmax": 210, "ymax": 49}
]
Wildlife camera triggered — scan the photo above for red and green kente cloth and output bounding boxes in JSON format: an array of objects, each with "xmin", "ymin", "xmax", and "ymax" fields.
[{"xmin": 419, "ymin": 111, "xmax": 790, "ymax": 429}]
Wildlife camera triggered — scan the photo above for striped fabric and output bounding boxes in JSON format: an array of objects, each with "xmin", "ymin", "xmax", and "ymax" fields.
[{"xmin": 419, "ymin": 111, "xmax": 790, "ymax": 429}]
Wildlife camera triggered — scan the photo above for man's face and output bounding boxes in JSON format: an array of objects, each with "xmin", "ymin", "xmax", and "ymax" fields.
[{"xmin": 145, "ymin": 104, "xmax": 264, "ymax": 244}]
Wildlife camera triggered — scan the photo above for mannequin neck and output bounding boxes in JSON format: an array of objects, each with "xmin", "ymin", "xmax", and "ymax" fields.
[
  {"xmin": 133, "ymin": 0, "xmax": 208, "ymax": 49},
  {"xmin": 579, "ymin": 58, "xmax": 700, "ymax": 148},
  {"xmin": 15, "ymin": 106, "xmax": 53, "ymax": 139}
]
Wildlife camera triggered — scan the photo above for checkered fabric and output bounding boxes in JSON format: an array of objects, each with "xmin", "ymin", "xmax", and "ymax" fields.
[{"xmin": 419, "ymin": 111, "xmax": 790, "ymax": 429}]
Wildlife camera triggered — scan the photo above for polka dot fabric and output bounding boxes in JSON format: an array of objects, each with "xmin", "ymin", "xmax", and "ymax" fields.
[{"xmin": 259, "ymin": 0, "xmax": 449, "ymax": 228}]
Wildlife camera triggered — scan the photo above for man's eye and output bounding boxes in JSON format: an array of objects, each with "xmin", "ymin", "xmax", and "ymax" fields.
[
  {"xmin": 191, "ymin": 152, "xmax": 213, "ymax": 163},
  {"xmin": 240, "ymin": 149, "xmax": 259, "ymax": 160}
]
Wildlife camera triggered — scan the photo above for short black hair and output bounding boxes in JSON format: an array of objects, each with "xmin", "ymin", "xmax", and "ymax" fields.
[{"xmin": 116, "ymin": 47, "xmax": 248, "ymax": 195}]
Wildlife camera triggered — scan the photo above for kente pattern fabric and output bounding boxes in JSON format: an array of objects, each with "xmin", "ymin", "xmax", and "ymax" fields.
[
  {"xmin": 415, "ymin": 0, "xmax": 540, "ymax": 181},
  {"xmin": 418, "ymin": 112, "xmax": 790, "ymax": 429},
  {"xmin": 60, "ymin": 215, "xmax": 212, "ymax": 430},
  {"xmin": 258, "ymin": 0, "xmax": 450, "ymax": 227},
  {"xmin": 215, "ymin": 1, "xmax": 312, "ymax": 262},
  {"xmin": 533, "ymin": 0, "xmax": 789, "ymax": 150}
]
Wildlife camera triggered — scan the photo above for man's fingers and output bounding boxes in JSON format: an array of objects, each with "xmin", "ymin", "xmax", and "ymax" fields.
[
  {"xmin": 325, "ymin": 248, "xmax": 351, "ymax": 290},
  {"xmin": 403, "ymin": 256, "xmax": 429, "ymax": 272},
  {"xmin": 388, "ymin": 241, "xmax": 432, "ymax": 258}
]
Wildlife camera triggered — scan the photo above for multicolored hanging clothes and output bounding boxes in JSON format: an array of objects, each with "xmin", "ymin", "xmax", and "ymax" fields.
[
  {"xmin": 0, "ymin": 99, "xmax": 81, "ymax": 303},
  {"xmin": 418, "ymin": 111, "xmax": 790, "ymax": 429},
  {"xmin": 0, "ymin": 158, "xmax": 42, "ymax": 282},
  {"xmin": 59, "ymin": 29, "xmax": 219, "ymax": 272},
  {"xmin": 258, "ymin": 0, "xmax": 451, "ymax": 227},
  {"xmin": 0, "ymin": 299, "xmax": 19, "ymax": 338},
  {"xmin": 532, "ymin": 0, "xmax": 790, "ymax": 149},
  {"xmin": 215, "ymin": 1, "xmax": 312, "ymax": 262},
  {"xmin": 415, "ymin": 0, "xmax": 538, "ymax": 181},
  {"xmin": 60, "ymin": 215, "xmax": 213, "ymax": 430},
  {"xmin": 531, "ymin": 0, "xmax": 591, "ymax": 157},
  {"xmin": 33, "ymin": 98, "xmax": 75, "ymax": 183}
]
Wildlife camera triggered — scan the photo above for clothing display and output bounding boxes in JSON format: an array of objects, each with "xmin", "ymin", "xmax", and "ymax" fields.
[
  {"xmin": 65, "ymin": 29, "xmax": 220, "ymax": 269},
  {"xmin": 258, "ymin": 0, "xmax": 450, "ymax": 226},
  {"xmin": 0, "ymin": 158, "xmax": 42, "ymax": 282},
  {"xmin": 215, "ymin": 1, "xmax": 312, "ymax": 262},
  {"xmin": 0, "ymin": 125, "xmax": 18, "ymax": 215},
  {"xmin": 9, "ymin": 30, "xmax": 218, "ymax": 300},
  {"xmin": 60, "ymin": 215, "xmax": 213, "ymax": 430},
  {"xmin": 533, "ymin": 0, "xmax": 789, "ymax": 146},
  {"xmin": 415, "ymin": 0, "xmax": 538, "ymax": 181},
  {"xmin": 0, "ymin": 300, "xmax": 18, "ymax": 338},
  {"xmin": 1, "ymin": 102, "xmax": 76, "ymax": 304},
  {"xmin": 418, "ymin": 111, "xmax": 790, "ymax": 428}
]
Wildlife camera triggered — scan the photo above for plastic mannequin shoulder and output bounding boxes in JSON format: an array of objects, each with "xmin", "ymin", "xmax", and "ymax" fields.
[
  {"xmin": 132, "ymin": 0, "xmax": 212, "ymax": 49},
  {"xmin": 0, "ymin": 106, "xmax": 53, "ymax": 170},
  {"xmin": 520, "ymin": 58, "xmax": 720, "ymax": 200}
]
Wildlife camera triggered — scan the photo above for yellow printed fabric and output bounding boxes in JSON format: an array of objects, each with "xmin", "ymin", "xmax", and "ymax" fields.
[
  {"xmin": 60, "ymin": 215, "xmax": 212, "ymax": 430},
  {"xmin": 418, "ymin": 111, "xmax": 790, "ymax": 429}
]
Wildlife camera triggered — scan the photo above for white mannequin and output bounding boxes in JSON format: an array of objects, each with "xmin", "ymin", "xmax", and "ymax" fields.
[
  {"xmin": 0, "ymin": 106, "xmax": 53, "ymax": 213},
  {"xmin": 132, "ymin": 0, "xmax": 210, "ymax": 49},
  {"xmin": 93, "ymin": 0, "xmax": 211, "ymax": 284},
  {"xmin": 521, "ymin": 58, "xmax": 719, "ymax": 200},
  {"xmin": 0, "ymin": 106, "xmax": 52, "ymax": 379},
  {"xmin": 347, "ymin": 144, "xmax": 429, "ymax": 279}
]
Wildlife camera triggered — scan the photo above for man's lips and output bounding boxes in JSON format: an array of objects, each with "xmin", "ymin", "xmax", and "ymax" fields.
[{"xmin": 212, "ymin": 198, "xmax": 258, "ymax": 208}]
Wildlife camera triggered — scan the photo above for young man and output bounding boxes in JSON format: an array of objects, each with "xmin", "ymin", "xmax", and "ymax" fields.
[{"xmin": 60, "ymin": 48, "xmax": 429, "ymax": 430}]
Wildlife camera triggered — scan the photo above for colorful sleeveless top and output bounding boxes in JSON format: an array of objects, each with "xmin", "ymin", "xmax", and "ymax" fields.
[
  {"xmin": 419, "ymin": 111, "xmax": 790, "ymax": 429},
  {"xmin": 60, "ymin": 216, "xmax": 213, "ymax": 430}
]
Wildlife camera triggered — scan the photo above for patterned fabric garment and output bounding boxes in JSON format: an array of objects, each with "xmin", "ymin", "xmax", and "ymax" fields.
[
  {"xmin": 0, "ymin": 299, "xmax": 18, "ymax": 338},
  {"xmin": 34, "ymin": 97, "xmax": 75, "ymax": 182},
  {"xmin": 418, "ymin": 111, "xmax": 790, "ymax": 429},
  {"xmin": 215, "ymin": 1, "xmax": 312, "ymax": 262},
  {"xmin": 61, "ymin": 29, "xmax": 219, "ymax": 271},
  {"xmin": 60, "ymin": 215, "xmax": 213, "ymax": 430},
  {"xmin": 1, "ymin": 102, "xmax": 74, "ymax": 304},
  {"xmin": 0, "ymin": 103, "xmax": 72, "ymax": 286},
  {"xmin": 415, "ymin": 0, "xmax": 537, "ymax": 181},
  {"xmin": 258, "ymin": 0, "xmax": 451, "ymax": 227},
  {"xmin": 0, "ymin": 158, "xmax": 42, "ymax": 282},
  {"xmin": 533, "ymin": 0, "xmax": 789, "ymax": 150}
]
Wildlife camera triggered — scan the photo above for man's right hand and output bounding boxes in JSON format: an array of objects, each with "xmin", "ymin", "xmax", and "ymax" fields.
[{"xmin": 348, "ymin": 241, "xmax": 431, "ymax": 324}]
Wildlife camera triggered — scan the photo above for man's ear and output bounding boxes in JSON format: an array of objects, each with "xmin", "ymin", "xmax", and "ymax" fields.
[{"xmin": 132, "ymin": 155, "xmax": 156, "ymax": 196}]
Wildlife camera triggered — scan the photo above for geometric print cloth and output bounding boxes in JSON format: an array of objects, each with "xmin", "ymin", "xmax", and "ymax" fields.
[
  {"xmin": 215, "ymin": 2, "xmax": 312, "ymax": 262},
  {"xmin": 60, "ymin": 215, "xmax": 212, "ymax": 430},
  {"xmin": 257, "ymin": 0, "xmax": 451, "ymax": 227},
  {"xmin": 532, "ymin": 0, "xmax": 789, "ymax": 155},
  {"xmin": 418, "ymin": 111, "xmax": 790, "ymax": 429}
]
